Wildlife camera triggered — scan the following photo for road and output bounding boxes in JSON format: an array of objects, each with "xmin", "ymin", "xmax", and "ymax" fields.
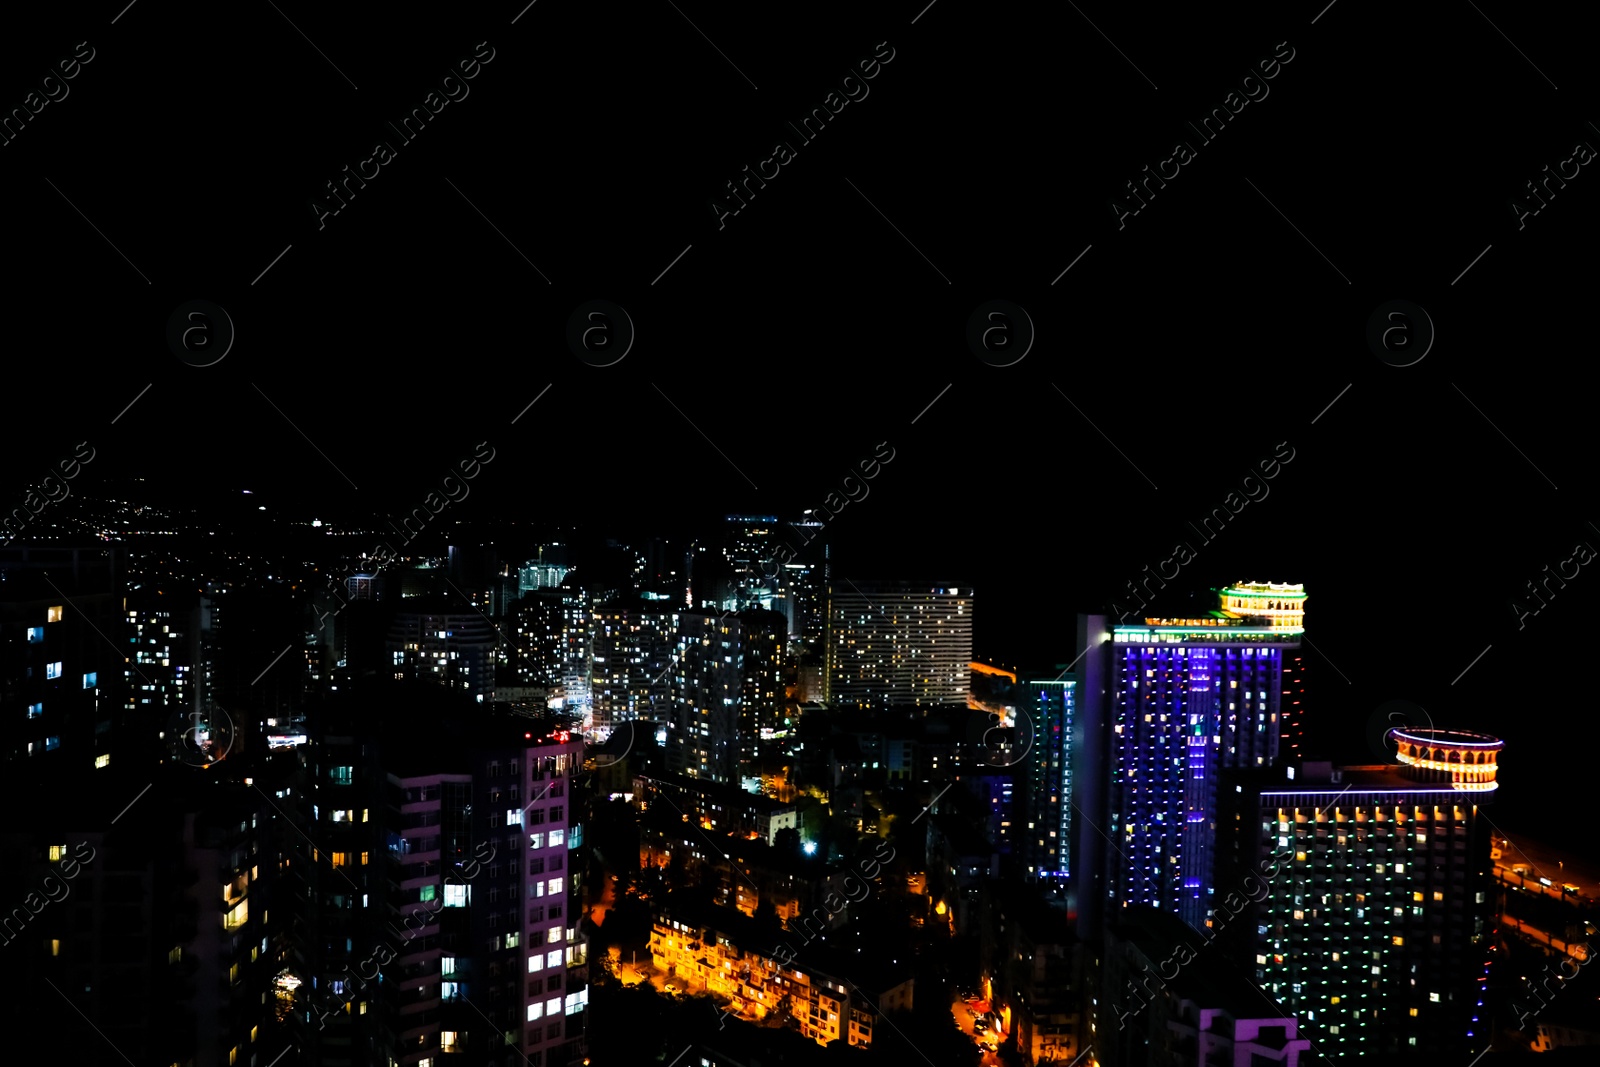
[{"xmin": 949, "ymin": 991, "xmax": 1003, "ymax": 1067}]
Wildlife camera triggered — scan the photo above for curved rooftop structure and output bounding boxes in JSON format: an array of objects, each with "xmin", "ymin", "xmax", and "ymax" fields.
[{"xmin": 1386, "ymin": 727, "xmax": 1503, "ymax": 791}]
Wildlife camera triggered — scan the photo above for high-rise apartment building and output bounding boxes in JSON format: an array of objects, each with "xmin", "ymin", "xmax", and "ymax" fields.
[
  {"xmin": 822, "ymin": 581, "xmax": 972, "ymax": 708},
  {"xmin": 126, "ymin": 584, "xmax": 201, "ymax": 761},
  {"xmin": 588, "ymin": 603, "xmax": 676, "ymax": 735},
  {"xmin": 666, "ymin": 610, "xmax": 784, "ymax": 783},
  {"xmin": 1086, "ymin": 582, "xmax": 1306, "ymax": 931},
  {"xmin": 294, "ymin": 691, "xmax": 587, "ymax": 1067},
  {"xmin": 1, "ymin": 544, "xmax": 124, "ymax": 773},
  {"xmin": 1214, "ymin": 729, "xmax": 1502, "ymax": 1062},
  {"xmin": 1017, "ymin": 674, "xmax": 1076, "ymax": 898},
  {"xmin": 386, "ymin": 605, "xmax": 497, "ymax": 703}
]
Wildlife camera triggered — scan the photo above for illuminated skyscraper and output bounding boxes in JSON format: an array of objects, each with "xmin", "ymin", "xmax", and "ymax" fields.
[
  {"xmin": 1017, "ymin": 673, "xmax": 1077, "ymax": 899},
  {"xmin": 1098, "ymin": 582, "xmax": 1306, "ymax": 930},
  {"xmin": 667, "ymin": 610, "xmax": 785, "ymax": 783},
  {"xmin": 588, "ymin": 602, "xmax": 676, "ymax": 734},
  {"xmin": 822, "ymin": 581, "xmax": 972, "ymax": 708},
  {"xmin": 1214, "ymin": 729, "xmax": 1502, "ymax": 1062}
]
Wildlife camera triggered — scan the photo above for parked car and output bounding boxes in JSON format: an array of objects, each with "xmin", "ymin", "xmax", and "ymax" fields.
[
  {"xmin": 664, "ymin": 983, "xmax": 681, "ymax": 996},
  {"xmin": 973, "ymin": 1019, "xmax": 989, "ymax": 1033}
]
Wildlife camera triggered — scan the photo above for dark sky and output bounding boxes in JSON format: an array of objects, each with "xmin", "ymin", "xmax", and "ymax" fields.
[{"xmin": 4, "ymin": 1, "xmax": 1592, "ymax": 836}]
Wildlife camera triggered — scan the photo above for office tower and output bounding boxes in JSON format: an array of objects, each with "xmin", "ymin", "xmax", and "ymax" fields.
[
  {"xmin": 1017, "ymin": 673, "xmax": 1077, "ymax": 898},
  {"xmin": 1214, "ymin": 729, "xmax": 1502, "ymax": 1062},
  {"xmin": 1, "ymin": 543, "xmax": 123, "ymax": 773},
  {"xmin": 1100, "ymin": 582, "xmax": 1306, "ymax": 931},
  {"xmin": 588, "ymin": 602, "xmax": 677, "ymax": 735},
  {"xmin": 720, "ymin": 515, "xmax": 785, "ymax": 614},
  {"xmin": 386, "ymin": 604, "xmax": 498, "ymax": 702},
  {"xmin": 822, "ymin": 581, "xmax": 972, "ymax": 708},
  {"xmin": 667, "ymin": 610, "xmax": 785, "ymax": 783}
]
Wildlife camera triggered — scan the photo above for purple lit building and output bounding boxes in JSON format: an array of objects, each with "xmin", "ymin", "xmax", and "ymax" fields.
[{"xmin": 1090, "ymin": 583, "xmax": 1306, "ymax": 931}]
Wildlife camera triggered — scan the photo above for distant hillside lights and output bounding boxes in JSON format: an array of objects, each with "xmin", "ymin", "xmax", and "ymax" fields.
[{"xmin": 1, "ymin": 440, "xmax": 95, "ymax": 546}]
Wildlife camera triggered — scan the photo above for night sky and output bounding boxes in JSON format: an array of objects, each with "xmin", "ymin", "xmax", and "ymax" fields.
[{"xmin": 4, "ymin": 0, "xmax": 1593, "ymax": 837}]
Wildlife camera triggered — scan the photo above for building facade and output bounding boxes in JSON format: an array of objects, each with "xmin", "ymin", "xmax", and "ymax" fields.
[
  {"xmin": 1214, "ymin": 729, "xmax": 1502, "ymax": 1062},
  {"xmin": 823, "ymin": 581, "xmax": 972, "ymax": 708},
  {"xmin": 1103, "ymin": 582, "xmax": 1306, "ymax": 930}
]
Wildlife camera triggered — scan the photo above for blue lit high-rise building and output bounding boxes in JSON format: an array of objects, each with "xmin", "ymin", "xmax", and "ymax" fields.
[
  {"xmin": 1018, "ymin": 673, "xmax": 1076, "ymax": 900},
  {"xmin": 1100, "ymin": 582, "xmax": 1306, "ymax": 931}
]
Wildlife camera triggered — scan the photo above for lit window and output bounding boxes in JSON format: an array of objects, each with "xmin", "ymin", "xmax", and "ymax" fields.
[
  {"xmin": 444, "ymin": 884, "xmax": 468, "ymax": 908},
  {"xmin": 527, "ymin": 1003, "xmax": 544, "ymax": 1021},
  {"xmin": 27, "ymin": 627, "xmax": 44, "ymax": 643},
  {"xmin": 547, "ymin": 878, "xmax": 563, "ymax": 895},
  {"xmin": 547, "ymin": 950, "xmax": 561, "ymax": 968},
  {"xmin": 420, "ymin": 885, "xmax": 436, "ymax": 903},
  {"xmin": 529, "ymin": 833, "xmax": 545, "ymax": 850},
  {"xmin": 548, "ymin": 927, "xmax": 562, "ymax": 944},
  {"xmin": 82, "ymin": 672, "xmax": 97, "ymax": 689},
  {"xmin": 549, "ymin": 829, "xmax": 565, "ymax": 847},
  {"xmin": 95, "ymin": 754, "xmax": 110, "ymax": 768},
  {"xmin": 27, "ymin": 703, "xmax": 42, "ymax": 719},
  {"xmin": 47, "ymin": 606, "xmax": 63, "ymax": 622},
  {"xmin": 440, "ymin": 1032, "xmax": 458, "ymax": 1051},
  {"xmin": 48, "ymin": 844, "xmax": 67, "ymax": 861},
  {"xmin": 46, "ymin": 662, "xmax": 63, "ymax": 680}
]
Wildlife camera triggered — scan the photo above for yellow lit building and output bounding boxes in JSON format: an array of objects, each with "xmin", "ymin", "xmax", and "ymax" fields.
[{"xmin": 649, "ymin": 907, "xmax": 912, "ymax": 1049}]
